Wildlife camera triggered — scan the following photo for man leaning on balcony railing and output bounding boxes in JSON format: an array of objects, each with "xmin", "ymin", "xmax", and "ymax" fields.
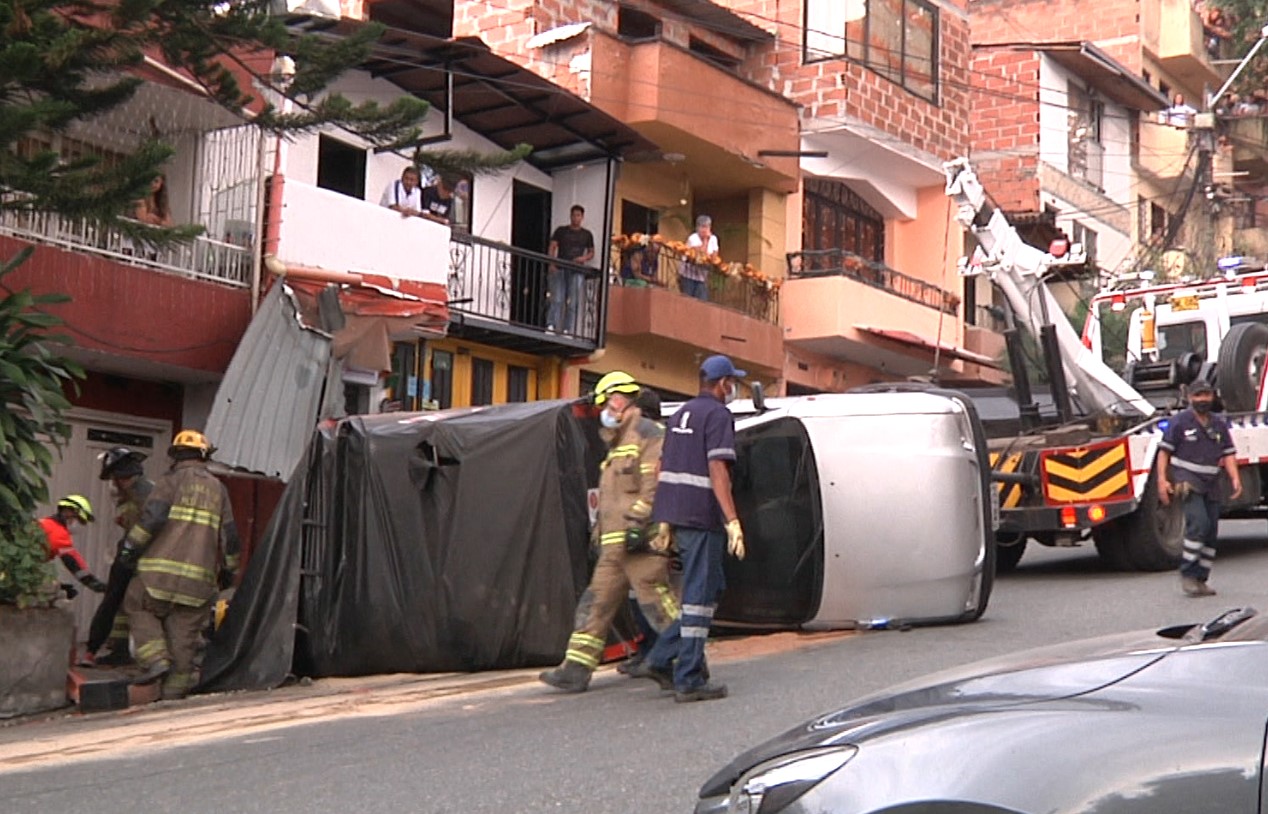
[
  {"xmin": 547, "ymin": 204, "xmax": 595, "ymax": 334},
  {"xmin": 681, "ymin": 215, "xmax": 717, "ymax": 302}
]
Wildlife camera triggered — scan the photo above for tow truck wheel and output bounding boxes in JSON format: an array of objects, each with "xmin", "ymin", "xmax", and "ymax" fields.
[
  {"xmin": 1216, "ymin": 322, "xmax": 1268, "ymax": 412},
  {"xmin": 995, "ymin": 533, "xmax": 1027, "ymax": 572},
  {"xmin": 1092, "ymin": 476, "xmax": 1184, "ymax": 571}
]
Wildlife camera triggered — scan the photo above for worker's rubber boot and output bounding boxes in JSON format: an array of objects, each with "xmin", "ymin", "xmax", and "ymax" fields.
[{"xmin": 538, "ymin": 660, "xmax": 592, "ymax": 693}]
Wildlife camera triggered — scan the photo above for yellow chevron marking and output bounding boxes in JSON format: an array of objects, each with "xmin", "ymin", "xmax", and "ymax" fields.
[
  {"xmin": 989, "ymin": 452, "xmax": 1025, "ymax": 509},
  {"xmin": 1045, "ymin": 471, "xmax": 1131, "ymax": 502},
  {"xmin": 1043, "ymin": 445, "xmax": 1126, "ymax": 483}
]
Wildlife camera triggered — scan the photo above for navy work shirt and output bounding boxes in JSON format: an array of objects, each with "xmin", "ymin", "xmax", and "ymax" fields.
[
  {"xmin": 652, "ymin": 393, "xmax": 736, "ymax": 530},
  {"xmin": 1160, "ymin": 409, "xmax": 1236, "ymax": 494}
]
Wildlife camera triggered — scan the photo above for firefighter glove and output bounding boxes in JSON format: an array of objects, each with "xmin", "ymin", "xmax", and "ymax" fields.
[
  {"xmin": 85, "ymin": 575, "xmax": 108, "ymax": 593},
  {"xmin": 62, "ymin": 583, "xmax": 79, "ymax": 600},
  {"xmin": 726, "ymin": 518, "xmax": 746, "ymax": 560},
  {"xmin": 651, "ymin": 522, "xmax": 673, "ymax": 553}
]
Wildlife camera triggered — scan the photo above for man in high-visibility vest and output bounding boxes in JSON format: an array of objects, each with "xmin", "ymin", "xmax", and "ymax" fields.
[{"xmin": 118, "ymin": 430, "xmax": 239, "ymax": 700}]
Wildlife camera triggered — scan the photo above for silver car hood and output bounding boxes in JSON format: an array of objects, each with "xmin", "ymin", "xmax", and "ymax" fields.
[{"xmin": 698, "ymin": 628, "xmax": 1182, "ymax": 798}]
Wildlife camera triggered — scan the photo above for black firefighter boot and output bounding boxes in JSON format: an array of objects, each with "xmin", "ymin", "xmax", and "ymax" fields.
[{"xmin": 539, "ymin": 660, "xmax": 592, "ymax": 693}]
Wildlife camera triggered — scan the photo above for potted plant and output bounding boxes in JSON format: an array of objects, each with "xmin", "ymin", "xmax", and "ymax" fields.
[{"xmin": 0, "ymin": 248, "xmax": 84, "ymax": 719}]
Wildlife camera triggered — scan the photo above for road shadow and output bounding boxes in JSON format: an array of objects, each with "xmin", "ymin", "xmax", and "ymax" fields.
[{"xmin": 999, "ymin": 525, "xmax": 1268, "ymax": 579}]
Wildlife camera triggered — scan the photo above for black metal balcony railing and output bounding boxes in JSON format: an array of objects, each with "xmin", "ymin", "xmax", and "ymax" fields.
[
  {"xmin": 447, "ymin": 232, "xmax": 603, "ymax": 346},
  {"xmin": 787, "ymin": 249, "xmax": 960, "ymax": 316},
  {"xmin": 608, "ymin": 242, "xmax": 780, "ymax": 324}
]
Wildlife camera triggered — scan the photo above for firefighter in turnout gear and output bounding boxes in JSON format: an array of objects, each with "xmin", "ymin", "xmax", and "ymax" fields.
[
  {"xmin": 539, "ymin": 372, "xmax": 679, "ymax": 693},
  {"xmin": 119, "ymin": 430, "xmax": 240, "ymax": 699},
  {"xmin": 80, "ymin": 447, "xmax": 154, "ymax": 667}
]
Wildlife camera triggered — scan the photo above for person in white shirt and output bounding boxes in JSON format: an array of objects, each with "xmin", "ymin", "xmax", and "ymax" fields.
[
  {"xmin": 380, "ymin": 166, "xmax": 424, "ymax": 217},
  {"xmin": 1163, "ymin": 93, "xmax": 1198, "ymax": 128},
  {"xmin": 682, "ymin": 215, "xmax": 717, "ymax": 301}
]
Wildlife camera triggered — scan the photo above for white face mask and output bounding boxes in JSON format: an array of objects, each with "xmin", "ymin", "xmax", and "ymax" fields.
[
  {"xmin": 724, "ymin": 381, "xmax": 738, "ymax": 404},
  {"xmin": 600, "ymin": 409, "xmax": 621, "ymax": 429}
]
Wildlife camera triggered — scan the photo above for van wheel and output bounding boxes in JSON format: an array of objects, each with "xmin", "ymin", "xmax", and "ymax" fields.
[
  {"xmin": 1217, "ymin": 322, "xmax": 1268, "ymax": 412},
  {"xmin": 1093, "ymin": 477, "xmax": 1183, "ymax": 571},
  {"xmin": 995, "ymin": 533, "xmax": 1027, "ymax": 572}
]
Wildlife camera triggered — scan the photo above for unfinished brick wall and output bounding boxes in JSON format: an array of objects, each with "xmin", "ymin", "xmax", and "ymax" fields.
[
  {"xmin": 717, "ymin": 0, "xmax": 973, "ymax": 160},
  {"xmin": 968, "ymin": 45, "xmax": 1042, "ymax": 212},
  {"xmin": 970, "ymin": 0, "xmax": 1143, "ymax": 72}
]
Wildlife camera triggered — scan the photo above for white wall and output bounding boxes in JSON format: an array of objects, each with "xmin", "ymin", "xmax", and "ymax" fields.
[
  {"xmin": 282, "ymin": 71, "xmax": 554, "ymax": 247},
  {"xmin": 549, "ymin": 162, "xmax": 614, "ymax": 267},
  {"xmin": 1038, "ymin": 56, "xmax": 1070, "ymax": 173}
]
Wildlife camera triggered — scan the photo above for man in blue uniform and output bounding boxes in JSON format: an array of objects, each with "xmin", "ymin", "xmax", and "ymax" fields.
[
  {"xmin": 1157, "ymin": 379, "xmax": 1241, "ymax": 596},
  {"xmin": 632, "ymin": 355, "xmax": 746, "ymax": 702}
]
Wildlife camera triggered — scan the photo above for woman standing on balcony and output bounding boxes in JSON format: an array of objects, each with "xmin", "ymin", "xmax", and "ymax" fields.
[{"xmin": 134, "ymin": 174, "xmax": 172, "ymax": 227}]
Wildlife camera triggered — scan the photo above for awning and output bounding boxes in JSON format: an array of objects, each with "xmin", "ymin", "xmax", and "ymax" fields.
[
  {"xmin": 285, "ymin": 16, "xmax": 659, "ymax": 170},
  {"xmin": 855, "ymin": 325, "xmax": 1002, "ymax": 368},
  {"xmin": 279, "ymin": 265, "xmax": 450, "ymax": 338}
]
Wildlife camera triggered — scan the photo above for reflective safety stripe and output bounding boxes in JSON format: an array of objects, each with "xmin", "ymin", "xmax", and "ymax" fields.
[
  {"xmin": 164, "ymin": 671, "xmax": 194, "ymax": 691},
  {"xmin": 138, "ymin": 558, "xmax": 216, "ymax": 584},
  {"xmin": 629, "ymin": 499, "xmax": 650, "ymax": 516},
  {"xmin": 707, "ymin": 447, "xmax": 736, "ymax": 459},
  {"xmin": 168, "ymin": 505, "xmax": 221, "ymax": 528},
  {"xmin": 656, "ymin": 584, "xmax": 679, "ymax": 621},
  {"xmin": 564, "ymin": 649, "xmax": 600, "ymax": 669},
  {"xmin": 639, "ymin": 464, "xmax": 656, "ymax": 474},
  {"xmin": 224, "ymin": 554, "xmax": 240, "ymax": 571},
  {"xmin": 126, "ymin": 526, "xmax": 152, "ymax": 545},
  {"xmin": 145, "ymin": 586, "xmax": 211, "ymax": 607},
  {"xmin": 1171, "ymin": 458, "xmax": 1221, "ymax": 475},
  {"xmin": 682, "ymin": 603, "xmax": 715, "ymax": 618},
  {"xmin": 658, "ymin": 471, "xmax": 712, "ymax": 489},
  {"xmin": 599, "ymin": 531, "xmax": 627, "ymax": 546},
  {"xmin": 682, "ymin": 625, "xmax": 710, "ymax": 638},
  {"xmin": 136, "ymin": 639, "xmax": 169, "ymax": 663},
  {"xmin": 569, "ymin": 632, "xmax": 605, "ymax": 649}
]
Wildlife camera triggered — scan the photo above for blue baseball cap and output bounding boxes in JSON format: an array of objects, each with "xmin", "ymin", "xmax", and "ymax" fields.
[{"xmin": 700, "ymin": 354, "xmax": 747, "ymax": 381}]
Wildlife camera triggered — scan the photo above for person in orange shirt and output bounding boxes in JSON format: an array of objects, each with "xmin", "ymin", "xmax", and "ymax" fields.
[{"xmin": 39, "ymin": 495, "xmax": 107, "ymax": 596}]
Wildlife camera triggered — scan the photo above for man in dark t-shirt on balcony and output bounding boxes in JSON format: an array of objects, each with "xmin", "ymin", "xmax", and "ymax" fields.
[{"xmin": 547, "ymin": 204, "xmax": 595, "ymax": 334}]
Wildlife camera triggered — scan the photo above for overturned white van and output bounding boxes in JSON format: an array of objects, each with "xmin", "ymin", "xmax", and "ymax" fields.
[{"xmin": 717, "ymin": 388, "xmax": 996, "ymax": 630}]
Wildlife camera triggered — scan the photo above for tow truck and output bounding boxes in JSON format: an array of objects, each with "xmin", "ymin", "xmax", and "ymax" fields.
[{"xmin": 945, "ymin": 158, "xmax": 1268, "ymax": 571}]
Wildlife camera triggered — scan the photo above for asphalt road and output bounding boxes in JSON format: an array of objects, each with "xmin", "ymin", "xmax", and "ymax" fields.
[{"xmin": 6, "ymin": 523, "xmax": 1268, "ymax": 814}]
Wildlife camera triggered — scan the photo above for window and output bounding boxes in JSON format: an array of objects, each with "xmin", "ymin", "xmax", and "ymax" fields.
[
  {"xmin": 805, "ymin": 0, "xmax": 939, "ymax": 102},
  {"xmin": 1157, "ymin": 322, "xmax": 1206, "ymax": 362},
  {"xmin": 430, "ymin": 349, "xmax": 453, "ymax": 410},
  {"xmin": 1068, "ymin": 85, "xmax": 1104, "ymax": 191},
  {"xmin": 617, "ymin": 5, "xmax": 660, "ymax": 40},
  {"xmin": 689, "ymin": 37, "xmax": 740, "ymax": 72},
  {"xmin": 471, "ymin": 357, "xmax": 494, "ymax": 406},
  {"xmin": 1070, "ymin": 222, "xmax": 1098, "ymax": 269},
  {"xmin": 317, "ymin": 135, "xmax": 367, "ymax": 199},
  {"xmin": 507, "ymin": 365, "xmax": 530, "ymax": 403},
  {"xmin": 802, "ymin": 179, "xmax": 885, "ymax": 262},
  {"xmin": 1150, "ymin": 203, "xmax": 1168, "ymax": 241},
  {"xmin": 621, "ymin": 200, "xmax": 659, "ymax": 235}
]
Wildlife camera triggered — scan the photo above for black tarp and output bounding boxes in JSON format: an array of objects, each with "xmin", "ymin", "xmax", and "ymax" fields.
[{"xmin": 200, "ymin": 400, "xmax": 600, "ymax": 691}]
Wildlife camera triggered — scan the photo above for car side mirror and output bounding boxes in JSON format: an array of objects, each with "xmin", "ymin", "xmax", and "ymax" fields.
[{"xmin": 751, "ymin": 382, "xmax": 767, "ymax": 413}]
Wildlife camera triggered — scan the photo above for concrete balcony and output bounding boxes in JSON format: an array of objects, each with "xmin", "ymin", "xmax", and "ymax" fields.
[
  {"xmin": 1142, "ymin": 0, "xmax": 1222, "ymax": 88},
  {"xmin": 781, "ymin": 250, "xmax": 994, "ymax": 378},
  {"xmin": 1228, "ymin": 116, "xmax": 1268, "ymax": 181},
  {"xmin": 274, "ymin": 178, "xmax": 449, "ymax": 289},
  {"xmin": 1136, "ymin": 117, "xmax": 1192, "ymax": 185},
  {"xmin": 590, "ymin": 31, "xmax": 799, "ymax": 196},
  {"xmin": 0, "ymin": 232, "xmax": 251, "ymax": 380}
]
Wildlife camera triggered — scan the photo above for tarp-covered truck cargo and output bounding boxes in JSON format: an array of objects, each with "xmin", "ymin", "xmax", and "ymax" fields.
[
  {"xmin": 200, "ymin": 401, "xmax": 601, "ymax": 691},
  {"xmin": 719, "ymin": 391, "xmax": 995, "ymax": 629}
]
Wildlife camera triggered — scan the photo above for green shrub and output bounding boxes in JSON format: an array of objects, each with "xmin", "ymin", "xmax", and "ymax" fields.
[{"xmin": 0, "ymin": 248, "xmax": 83, "ymax": 607}]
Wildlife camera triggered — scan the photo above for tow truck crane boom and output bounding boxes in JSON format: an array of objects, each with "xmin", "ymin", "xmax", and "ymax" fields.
[{"xmin": 944, "ymin": 158, "xmax": 1156, "ymax": 419}]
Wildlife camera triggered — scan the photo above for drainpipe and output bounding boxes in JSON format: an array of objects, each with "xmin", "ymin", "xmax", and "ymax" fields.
[{"xmin": 250, "ymin": 130, "xmax": 269, "ymax": 313}]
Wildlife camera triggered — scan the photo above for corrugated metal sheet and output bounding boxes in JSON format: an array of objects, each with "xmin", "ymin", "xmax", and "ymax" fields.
[{"xmin": 206, "ymin": 283, "xmax": 332, "ymax": 481}]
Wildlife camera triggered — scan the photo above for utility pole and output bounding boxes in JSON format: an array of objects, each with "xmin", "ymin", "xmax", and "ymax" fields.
[{"xmin": 1197, "ymin": 24, "xmax": 1268, "ymax": 266}]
